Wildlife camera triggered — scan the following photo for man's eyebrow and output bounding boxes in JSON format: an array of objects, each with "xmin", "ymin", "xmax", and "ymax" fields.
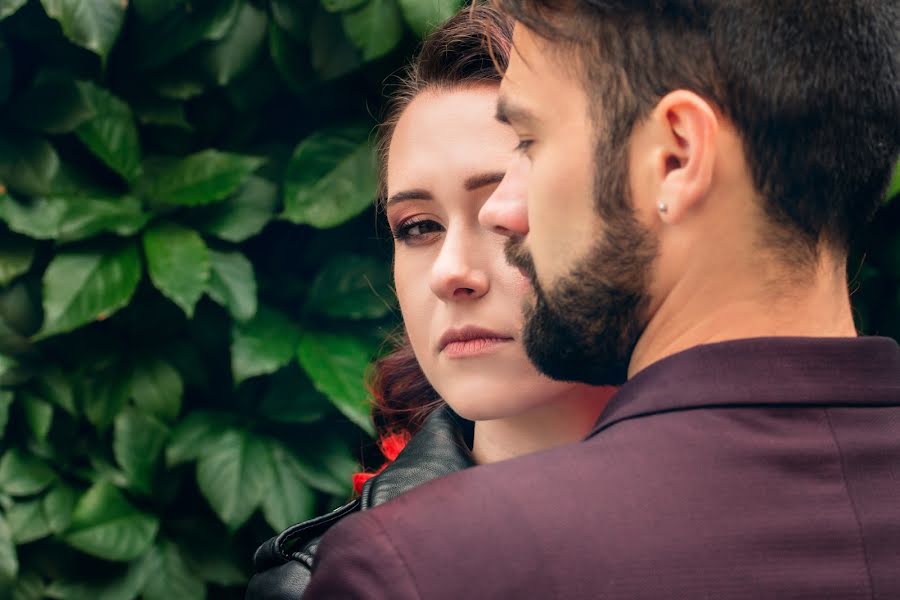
[
  {"xmin": 386, "ymin": 189, "xmax": 432, "ymax": 206},
  {"xmin": 465, "ymin": 172, "xmax": 505, "ymax": 191},
  {"xmin": 495, "ymin": 95, "xmax": 538, "ymax": 127}
]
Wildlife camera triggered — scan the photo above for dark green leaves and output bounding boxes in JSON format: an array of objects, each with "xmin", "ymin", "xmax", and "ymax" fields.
[
  {"xmin": 130, "ymin": 358, "xmax": 184, "ymax": 422},
  {"xmin": 195, "ymin": 176, "xmax": 278, "ymax": 242},
  {"xmin": 0, "ymin": 449, "xmax": 55, "ymax": 496},
  {"xmin": 283, "ymin": 126, "xmax": 377, "ymax": 228},
  {"xmin": 143, "ymin": 223, "xmax": 210, "ymax": 317},
  {"xmin": 306, "ymin": 254, "xmax": 391, "ymax": 319},
  {"xmin": 39, "ymin": 241, "xmax": 141, "ymax": 338},
  {"xmin": 343, "ymin": 0, "xmax": 403, "ymax": 61},
  {"xmin": 39, "ymin": 0, "xmax": 127, "ymax": 63},
  {"xmin": 0, "ymin": 233, "xmax": 36, "ymax": 286},
  {"xmin": 0, "ymin": 513, "xmax": 16, "ymax": 583},
  {"xmin": 261, "ymin": 441, "xmax": 316, "ymax": 531},
  {"xmin": 63, "ymin": 481, "xmax": 159, "ymax": 562},
  {"xmin": 196, "ymin": 429, "xmax": 268, "ymax": 529},
  {"xmin": 138, "ymin": 150, "xmax": 265, "ymax": 206},
  {"xmin": 397, "ymin": 0, "xmax": 460, "ymax": 37},
  {"xmin": 141, "ymin": 540, "xmax": 206, "ymax": 600},
  {"xmin": 0, "ymin": 0, "xmax": 27, "ymax": 20},
  {"xmin": 0, "ymin": 194, "xmax": 148, "ymax": 242},
  {"xmin": 297, "ymin": 331, "xmax": 375, "ymax": 435},
  {"xmin": 0, "ymin": 133, "xmax": 59, "ymax": 196},
  {"xmin": 230, "ymin": 306, "xmax": 300, "ymax": 384},
  {"xmin": 113, "ymin": 409, "xmax": 170, "ymax": 494},
  {"xmin": 206, "ymin": 249, "xmax": 257, "ymax": 322},
  {"xmin": 200, "ymin": 2, "xmax": 268, "ymax": 86},
  {"xmin": 75, "ymin": 83, "xmax": 142, "ymax": 182}
]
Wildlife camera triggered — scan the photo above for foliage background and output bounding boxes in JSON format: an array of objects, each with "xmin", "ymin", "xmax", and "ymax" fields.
[{"xmin": 0, "ymin": 0, "xmax": 897, "ymax": 598}]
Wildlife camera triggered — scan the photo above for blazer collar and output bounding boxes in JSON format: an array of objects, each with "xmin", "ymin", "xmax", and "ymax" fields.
[{"xmin": 589, "ymin": 336, "xmax": 900, "ymax": 438}]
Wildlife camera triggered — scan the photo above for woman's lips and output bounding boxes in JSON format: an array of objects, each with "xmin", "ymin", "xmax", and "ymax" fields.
[{"xmin": 441, "ymin": 337, "xmax": 513, "ymax": 358}]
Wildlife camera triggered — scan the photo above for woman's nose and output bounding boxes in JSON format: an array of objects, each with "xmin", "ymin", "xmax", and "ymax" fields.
[
  {"xmin": 429, "ymin": 231, "xmax": 489, "ymax": 301},
  {"xmin": 479, "ymin": 157, "xmax": 530, "ymax": 238}
]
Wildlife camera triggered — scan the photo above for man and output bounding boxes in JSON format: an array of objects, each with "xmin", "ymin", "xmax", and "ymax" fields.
[{"xmin": 305, "ymin": 2, "xmax": 900, "ymax": 598}]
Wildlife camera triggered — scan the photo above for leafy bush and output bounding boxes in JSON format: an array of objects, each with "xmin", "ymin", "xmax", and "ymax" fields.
[
  {"xmin": 0, "ymin": 0, "xmax": 460, "ymax": 597},
  {"xmin": 0, "ymin": 1, "xmax": 897, "ymax": 599}
]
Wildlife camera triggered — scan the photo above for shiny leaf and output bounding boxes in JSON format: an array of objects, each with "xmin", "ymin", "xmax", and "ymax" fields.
[
  {"xmin": 10, "ymin": 78, "xmax": 95, "ymax": 134},
  {"xmin": 113, "ymin": 409, "xmax": 170, "ymax": 494},
  {"xmin": 283, "ymin": 126, "xmax": 377, "ymax": 228},
  {"xmin": 194, "ymin": 175, "xmax": 277, "ymax": 242},
  {"xmin": 138, "ymin": 150, "xmax": 265, "ymax": 206},
  {"xmin": 75, "ymin": 83, "xmax": 142, "ymax": 182},
  {"xmin": 0, "ymin": 233, "xmax": 36, "ymax": 287},
  {"xmin": 141, "ymin": 540, "xmax": 206, "ymax": 600},
  {"xmin": 296, "ymin": 331, "xmax": 375, "ymax": 435},
  {"xmin": 0, "ymin": 133, "xmax": 59, "ymax": 196},
  {"xmin": 196, "ymin": 429, "xmax": 270, "ymax": 529},
  {"xmin": 39, "ymin": 0, "xmax": 126, "ymax": 62},
  {"xmin": 0, "ymin": 0, "xmax": 26, "ymax": 20},
  {"xmin": 0, "ymin": 194, "xmax": 149, "ymax": 242},
  {"xmin": 199, "ymin": 2, "xmax": 267, "ymax": 86},
  {"xmin": 130, "ymin": 358, "xmax": 184, "ymax": 423},
  {"xmin": 39, "ymin": 241, "xmax": 142, "ymax": 338},
  {"xmin": 63, "ymin": 481, "xmax": 159, "ymax": 562},
  {"xmin": 0, "ymin": 513, "xmax": 16, "ymax": 582},
  {"xmin": 206, "ymin": 249, "xmax": 257, "ymax": 322},
  {"xmin": 342, "ymin": 0, "xmax": 403, "ymax": 61},
  {"xmin": 7, "ymin": 498, "xmax": 52, "ymax": 544},
  {"xmin": 230, "ymin": 306, "xmax": 300, "ymax": 384},
  {"xmin": 142, "ymin": 223, "xmax": 210, "ymax": 317},
  {"xmin": 261, "ymin": 441, "xmax": 316, "ymax": 531},
  {"xmin": 165, "ymin": 411, "xmax": 232, "ymax": 466},
  {"xmin": 397, "ymin": 0, "xmax": 459, "ymax": 37},
  {"xmin": 0, "ymin": 449, "xmax": 55, "ymax": 496}
]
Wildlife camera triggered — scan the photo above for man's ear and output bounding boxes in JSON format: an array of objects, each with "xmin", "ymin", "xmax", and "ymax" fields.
[{"xmin": 652, "ymin": 90, "xmax": 718, "ymax": 224}]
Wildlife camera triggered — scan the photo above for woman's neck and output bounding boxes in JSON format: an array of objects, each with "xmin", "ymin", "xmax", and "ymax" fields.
[{"xmin": 470, "ymin": 386, "xmax": 615, "ymax": 464}]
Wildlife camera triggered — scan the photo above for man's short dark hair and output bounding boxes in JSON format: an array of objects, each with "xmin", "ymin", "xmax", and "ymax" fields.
[{"xmin": 495, "ymin": 0, "xmax": 900, "ymax": 260}]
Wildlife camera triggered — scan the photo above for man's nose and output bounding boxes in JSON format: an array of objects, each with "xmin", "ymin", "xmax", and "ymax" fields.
[
  {"xmin": 428, "ymin": 230, "xmax": 490, "ymax": 302},
  {"xmin": 479, "ymin": 157, "xmax": 529, "ymax": 238}
]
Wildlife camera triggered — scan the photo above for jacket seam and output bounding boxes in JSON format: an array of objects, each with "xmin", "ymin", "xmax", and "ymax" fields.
[
  {"xmin": 823, "ymin": 408, "xmax": 875, "ymax": 600},
  {"xmin": 368, "ymin": 512, "xmax": 424, "ymax": 600}
]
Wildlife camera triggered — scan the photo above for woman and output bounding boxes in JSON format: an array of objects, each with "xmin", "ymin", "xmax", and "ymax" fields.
[{"xmin": 246, "ymin": 5, "xmax": 615, "ymax": 597}]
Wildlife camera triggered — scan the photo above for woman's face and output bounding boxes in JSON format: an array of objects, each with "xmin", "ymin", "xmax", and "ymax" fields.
[{"xmin": 386, "ymin": 86, "xmax": 587, "ymax": 421}]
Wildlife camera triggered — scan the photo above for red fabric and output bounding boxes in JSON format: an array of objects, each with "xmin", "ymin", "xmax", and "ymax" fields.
[{"xmin": 352, "ymin": 432, "xmax": 411, "ymax": 495}]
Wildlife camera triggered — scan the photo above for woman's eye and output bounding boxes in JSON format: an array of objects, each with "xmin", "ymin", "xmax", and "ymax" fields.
[
  {"xmin": 393, "ymin": 218, "xmax": 443, "ymax": 243},
  {"xmin": 514, "ymin": 139, "xmax": 534, "ymax": 154}
]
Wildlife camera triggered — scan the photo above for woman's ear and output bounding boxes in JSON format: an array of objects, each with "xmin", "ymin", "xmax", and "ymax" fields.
[{"xmin": 652, "ymin": 90, "xmax": 718, "ymax": 224}]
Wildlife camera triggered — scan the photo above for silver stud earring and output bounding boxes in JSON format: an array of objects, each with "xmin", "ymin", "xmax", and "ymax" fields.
[{"xmin": 658, "ymin": 201, "xmax": 668, "ymax": 214}]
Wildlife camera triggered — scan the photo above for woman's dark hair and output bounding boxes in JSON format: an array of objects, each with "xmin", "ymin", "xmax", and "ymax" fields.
[{"xmin": 367, "ymin": 4, "xmax": 513, "ymax": 439}]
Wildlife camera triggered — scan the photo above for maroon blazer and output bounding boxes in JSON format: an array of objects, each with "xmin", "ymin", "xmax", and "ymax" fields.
[{"xmin": 304, "ymin": 337, "xmax": 900, "ymax": 599}]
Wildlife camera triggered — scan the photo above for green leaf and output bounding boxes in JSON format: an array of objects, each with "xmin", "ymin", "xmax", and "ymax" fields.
[
  {"xmin": 39, "ymin": 0, "xmax": 126, "ymax": 62},
  {"xmin": 230, "ymin": 306, "xmax": 300, "ymax": 384},
  {"xmin": 141, "ymin": 540, "xmax": 206, "ymax": 600},
  {"xmin": 196, "ymin": 429, "xmax": 270, "ymax": 529},
  {"xmin": 322, "ymin": 0, "xmax": 367, "ymax": 12},
  {"xmin": 133, "ymin": 96, "xmax": 193, "ymax": 131},
  {"xmin": 0, "ymin": 513, "xmax": 17, "ymax": 582},
  {"xmin": 34, "ymin": 366, "xmax": 77, "ymax": 415},
  {"xmin": 296, "ymin": 331, "xmax": 375, "ymax": 435},
  {"xmin": 134, "ymin": 0, "xmax": 240, "ymax": 69},
  {"xmin": 260, "ymin": 365, "xmax": 329, "ymax": 424},
  {"xmin": 206, "ymin": 249, "xmax": 257, "ymax": 322},
  {"xmin": 0, "ymin": 133, "xmax": 60, "ymax": 196},
  {"xmin": 113, "ymin": 409, "xmax": 170, "ymax": 494},
  {"xmin": 199, "ymin": 2, "xmax": 267, "ymax": 86},
  {"xmin": 142, "ymin": 223, "xmax": 211, "ymax": 317},
  {"xmin": 46, "ymin": 550, "xmax": 154, "ymax": 600},
  {"xmin": 21, "ymin": 393, "xmax": 53, "ymax": 443},
  {"xmin": 261, "ymin": 441, "xmax": 316, "ymax": 531},
  {"xmin": 44, "ymin": 482, "xmax": 77, "ymax": 534},
  {"xmin": 63, "ymin": 481, "xmax": 159, "ymax": 562},
  {"xmin": 342, "ymin": 0, "xmax": 403, "ymax": 62},
  {"xmin": 75, "ymin": 83, "xmax": 142, "ymax": 182},
  {"xmin": 10, "ymin": 570, "xmax": 44, "ymax": 600},
  {"xmin": 7, "ymin": 498, "xmax": 52, "ymax": 544},
  {"xmin": 886, "ymin": 159, "xmax": 900, "ymax": 203},
  {"xmin": 80, "ymin": 369, "xmax": 129, "ymax": 431},
  {"xmin": 39, "ymin": 241, "xmax": 142, "ymax": 338},
  {"xmin": 0, "ymin": 391, "xmax": 11, "ymax": 439},
  {"xmin": 0, "ymin": 194, "xmax": 149, "ymax": 243},
  {"xmin": 165, "ymin": 411, "xmax": 232, "ymax": 466},
  {"xmin": 0, "ymin": 0, "xmax": 27, "ymax": 20},
  {"xmin": 283, "ymin": 126, "xmax": 377, "ymax": 229},
  {"xmin": 397, "ymin": 0, "xmax": 459, "ymax": 37},
  {"xmin": 194, "ymin": 175, "xmax": 278, "ymax": 243},
  {"xmin": 0, "ymin": 449, "xmax": 55, "ymax": 496},
  {"xmin": 309, "ymin": 9, "xmax": 362, "ymax": 80},
  {"xmin": 132, "ymin": 0, "xmax": 185, "ymax": 23},
  {"xmin": 305, "ymin": 254, "xmax": 391, "ymax": 320},
  {"xmin": 286, "ymin": 428, "xmax": 357, "ymax": 496},
  {"xmin": 9, "ymin": 78, "xmax": 96, "ymax": 134},
  {"xmin": 270, "ymin": 0, "xmax": 307, "ymax": 38},
  {"xmin": 138, "ymin": 150, "xmax": 265, "ymax": 206},
  {"xmin": 0, "ymin": 233, "xmax": 36, "ymax": 287},
  {"xmin": 130, "ymin": 358, "xmax": 183, "ymax": 422}
]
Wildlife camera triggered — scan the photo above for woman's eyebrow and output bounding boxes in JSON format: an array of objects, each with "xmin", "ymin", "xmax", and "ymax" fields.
[
  {"xmin": 464, "ymin": 172, "xmax": 505, "ymax": 191},
  {"xmin": 387, "ymin": 189, "xmax": 433, "ymax": 206}
]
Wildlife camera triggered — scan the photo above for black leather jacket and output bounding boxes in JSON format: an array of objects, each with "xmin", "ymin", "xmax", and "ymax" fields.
[{"xmin": 245, "ymin": 406, "xmax": 474, "ymax": 599}]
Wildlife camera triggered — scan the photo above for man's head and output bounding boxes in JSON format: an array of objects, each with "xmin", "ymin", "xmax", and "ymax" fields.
[{"xmin": 480, "ymin": 0, "xmax": 900, "ymax": 385}]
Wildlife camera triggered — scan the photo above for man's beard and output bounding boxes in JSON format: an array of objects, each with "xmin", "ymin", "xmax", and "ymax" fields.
[{"xmin": 505, "ymin": 146, "xmax": 657, "ymax": 386}]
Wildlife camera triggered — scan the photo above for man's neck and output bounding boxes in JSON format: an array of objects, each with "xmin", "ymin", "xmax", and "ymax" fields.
[{"xmin": 628, "ymin": 253, "xmax": 857, "ymax": 379}]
